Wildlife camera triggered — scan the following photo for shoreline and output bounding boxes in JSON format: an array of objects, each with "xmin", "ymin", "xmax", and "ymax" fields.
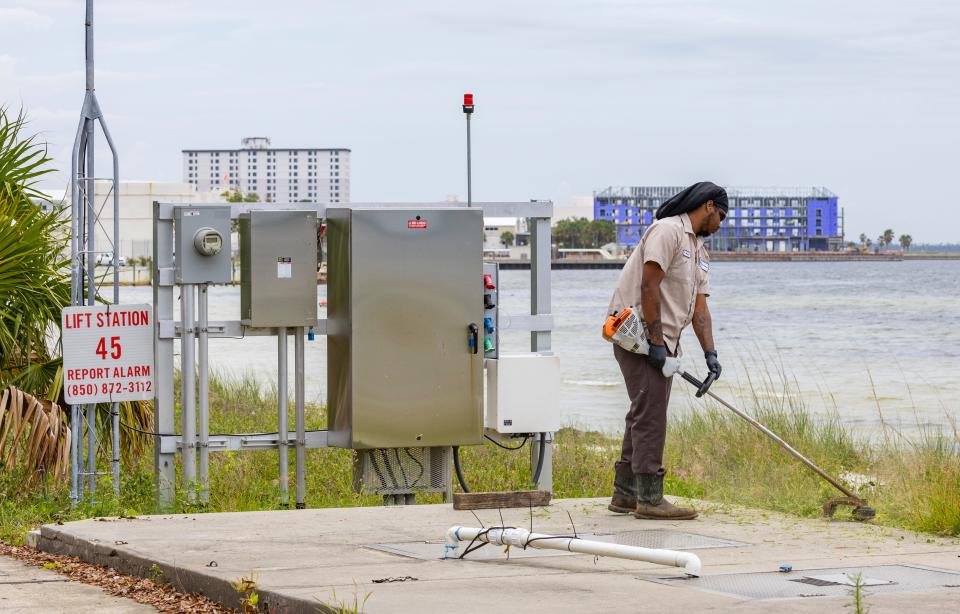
[
  {"xmin": 498, "ymin": 252, "xmax": 959, "ymax": 268},
  {"xmin": 109, "ymin": 252, "xmax": 960, "ymax": 283}
]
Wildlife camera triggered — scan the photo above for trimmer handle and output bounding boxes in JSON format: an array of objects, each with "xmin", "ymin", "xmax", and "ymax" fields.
[{"xmin": 681, "ymin": 371, "xmax": 716, "ymax": 398}]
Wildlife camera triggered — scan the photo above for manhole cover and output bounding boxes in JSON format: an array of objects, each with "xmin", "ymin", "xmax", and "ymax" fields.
[
  {"xmin": 793, "ymin": 573, "xmax": 895, "ymax": 588},
  {"xmin": 645, "ymin": 564, "xmax": 960, "ymax": 600},
  {"xmin": 367, "ymin": 530, "xmax": 747, "ymax": 561},
  {"xmin": 611, "ymin": 530, "xmax": 747, "ymax": 550}
]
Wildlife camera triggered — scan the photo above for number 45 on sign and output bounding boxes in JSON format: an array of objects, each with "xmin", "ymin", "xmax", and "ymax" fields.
[{"xmin": 96, "ymin": 336, "xmax": 122, "ymax": 360}]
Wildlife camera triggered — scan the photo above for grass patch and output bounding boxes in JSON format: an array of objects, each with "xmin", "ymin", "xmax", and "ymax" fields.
[{"xmin": 1, "ymin": 371, "xmax": 958, "ymax": 545}]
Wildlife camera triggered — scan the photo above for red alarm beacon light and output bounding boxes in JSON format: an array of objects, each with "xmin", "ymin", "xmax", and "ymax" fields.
[{"xmin": 463, "ymin": 93, "xmax": 475, "ymax": 114}]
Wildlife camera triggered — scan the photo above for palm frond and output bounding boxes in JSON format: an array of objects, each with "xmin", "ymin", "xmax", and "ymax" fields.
[{"xmin": 0, "ymin": 386, "xmax": 71, "ymax": 484}]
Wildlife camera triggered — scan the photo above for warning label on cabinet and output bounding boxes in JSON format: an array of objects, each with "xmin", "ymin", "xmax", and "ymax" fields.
[{"xmin": 277, "ymin": 257, "xmax": 293, "ymax": 278}]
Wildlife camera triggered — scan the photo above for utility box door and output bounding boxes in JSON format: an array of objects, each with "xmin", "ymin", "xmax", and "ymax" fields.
[
  {"xmin": 327, "ymin": 208, "xmax": 484, "ymax": 449},
  {"xmin": 239, "ymin": 210, "xmax": 318, "ymax": 327}
]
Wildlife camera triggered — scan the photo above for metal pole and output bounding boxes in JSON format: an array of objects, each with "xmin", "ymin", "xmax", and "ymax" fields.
[
  {"xmin": 278, "ymin": 328, "xmax": 289, "ymax": 507},
  {"xmin": 101, "ymin": 114, "xmax": 121, "ymax": 497},
  {"xmin": 111, "ymin": 402, "xmax": 119, "ymax": 495},
  {"xmin": 85, "ymin": 404, "xmax": 95, "ymax": 495},
  {"xmin": 180, "ymin": 284, "xmax": 196, "ymax": 502},
  {"xmin": 529, "ymin": 217, "xmax": 553, "ymax": 491},
  {"xmin": 85, "ymin": 125, "xmax": 95, "ymax": 306},
  {"xmin": 154, "ymin": 203, "xmax": 176, "ymax": 505},
  {"xmin": 70, "ymin": 404, "xmax": 79, "ymax": 503},
  {"xmin": 466, "ymin": 114, "xmax": 472, "ymax": 207},
  {"xmin": 84, "ymin": 119, "xmax": 96, "ymax": 496},
  {"xmin": 68, "ymin": 116, "xmax": 85, "ymax": 506},
  {"xmin": 198, "ymin": 285, "xmax": 210, "ymax": 504},
  {"xmin": 85, "ymin": 0, "xmax": 94, "ymax": 92},
  {"xmin": 294, "ymin": 326, "xmax": 306, "ymax": 508}
]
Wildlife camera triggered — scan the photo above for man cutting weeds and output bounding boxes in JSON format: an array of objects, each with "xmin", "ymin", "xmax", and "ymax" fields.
[{"xmin": 606, "ymin": 181, "xmax": 727, "ymax": 520}]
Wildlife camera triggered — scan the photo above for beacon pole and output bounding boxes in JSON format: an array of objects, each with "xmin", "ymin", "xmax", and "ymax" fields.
[{"xmin": 463, "ymin": 93, "xmax": 475, "ymax": 207}]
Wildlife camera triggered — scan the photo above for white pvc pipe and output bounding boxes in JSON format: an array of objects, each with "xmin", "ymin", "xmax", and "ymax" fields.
[{"xmin": 444, "ymin": 526, "xmax": 702, "ymax": 577}]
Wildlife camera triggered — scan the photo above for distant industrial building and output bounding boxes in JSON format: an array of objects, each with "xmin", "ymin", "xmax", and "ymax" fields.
[
  {"xmin": 594, "ymin": 186, "xmax": 843, "ymax": 252},
  {"xmin": 182, "ymin": 137, "xmax": 350, "ymax": 204}
]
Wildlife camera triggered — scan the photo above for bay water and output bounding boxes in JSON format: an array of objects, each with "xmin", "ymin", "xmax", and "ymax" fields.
[{"xmin": 121, "ymin": 260, "xmax": 959, "ymax": 436}]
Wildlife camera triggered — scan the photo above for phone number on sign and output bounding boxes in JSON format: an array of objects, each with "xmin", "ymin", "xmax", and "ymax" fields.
[{"xmin": 67, "ymin": 381, "xmax": 153, "ymax": 397}]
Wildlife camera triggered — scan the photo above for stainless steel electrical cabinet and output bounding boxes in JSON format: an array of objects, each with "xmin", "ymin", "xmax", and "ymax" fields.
[
  {"xmin": 326, "ymin": 208, "xmax": 484, "ymax": 449},
  {"xmin": 239, "ymin": 210, "xmax": 318, "ymax": 327}
]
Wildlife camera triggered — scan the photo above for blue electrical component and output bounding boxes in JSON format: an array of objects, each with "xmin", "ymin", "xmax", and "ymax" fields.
[
  {"xmin": 307, "ymin": 330, "xmax": 315, "ymax": 341},
  {"xmin": 483, "ymin": 316, "xmax": 495, "ymax": 334}
]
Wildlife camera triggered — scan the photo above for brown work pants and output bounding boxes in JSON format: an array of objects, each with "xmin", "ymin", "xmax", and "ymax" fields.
[{"xmin": 614, "ymin": 344, "xmax": 674, "ymax": 475}]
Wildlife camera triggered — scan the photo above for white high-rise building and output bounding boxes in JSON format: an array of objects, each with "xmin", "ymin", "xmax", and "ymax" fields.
[{"xmin": 182, "ymin": 137, "xmax": 350, "ymax": 203}]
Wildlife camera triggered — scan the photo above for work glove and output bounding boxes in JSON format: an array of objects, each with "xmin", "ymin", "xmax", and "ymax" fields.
[
  {"xmin": 704, "ymin": 349, "xmax": 722, "ymax": 380},
  {"xmin": 647, "ymin": 344, "xmax": 667, "ymax": 370}
]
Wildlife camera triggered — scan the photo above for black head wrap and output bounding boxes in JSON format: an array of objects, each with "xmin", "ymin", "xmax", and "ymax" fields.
[{"xmin": 655, "ymin": 181, "xmax": 728, "ymax": 220}]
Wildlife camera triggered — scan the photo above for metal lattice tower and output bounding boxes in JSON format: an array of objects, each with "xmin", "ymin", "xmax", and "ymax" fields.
[{"xmin": 69, "ymin": 0, "xmax": 122, "ymax": 504}]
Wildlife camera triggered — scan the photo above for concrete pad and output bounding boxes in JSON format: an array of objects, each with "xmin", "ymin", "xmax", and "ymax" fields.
[
  {"xmin": 0, "ymin": 555, "xmax": 156, "ymax": 613},
  {"xmin": 38, "ymin": 498, "xmax": 960, "ymax": 613}
]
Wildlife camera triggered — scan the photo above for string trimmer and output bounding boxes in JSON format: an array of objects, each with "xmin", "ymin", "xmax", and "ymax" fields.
[{"xmin": 603, "ymin": 307, "xmax": 876, "ymax": 521}]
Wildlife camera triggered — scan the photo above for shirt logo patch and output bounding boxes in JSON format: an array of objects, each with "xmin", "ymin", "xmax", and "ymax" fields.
[
  {"xmin": 682, "ymin": 249, "xmax": 692, "ymax": 258},
  {"xmin": 699, "ymin": 260, "xmax": 709, "ymax": 272}
]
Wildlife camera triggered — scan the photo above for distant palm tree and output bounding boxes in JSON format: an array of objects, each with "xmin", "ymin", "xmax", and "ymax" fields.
[
  {"xmin": 899, "ymin": 234, "xmax": 912, "ymax": 251},
  {"xmin": 883, "ymin": 228, "xmax": 895, "ymax": 248},
  {"xmin": 859, "ymin": 233, "xmax": 867, "ymax": 246}
]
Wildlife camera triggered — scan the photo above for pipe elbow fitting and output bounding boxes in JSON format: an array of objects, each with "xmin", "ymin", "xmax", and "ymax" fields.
[
  {"xmin": 443, "ymin": 526, "xmax": 463, "ymax": 559},
  {"xmin": 681, "ymin": 553, "xmax": 702, "ymax": 577}
]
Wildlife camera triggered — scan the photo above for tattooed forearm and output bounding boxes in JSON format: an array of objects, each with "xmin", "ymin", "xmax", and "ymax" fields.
[
  {"xmin": 640, "ymin": 261, "xmax": 666, "ymax": 346},
  {"xmin": 645, "ymin": 319, "xmax": 664, "ymax": 346},
  {"xmin": 692, "ymin": 295, "xmax": 714, "ymax": 353}
]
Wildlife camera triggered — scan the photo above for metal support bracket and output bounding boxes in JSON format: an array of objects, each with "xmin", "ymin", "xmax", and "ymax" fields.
[{"xmin": 161, "ymin": 430, "xmax": 329, "ymax": 454}]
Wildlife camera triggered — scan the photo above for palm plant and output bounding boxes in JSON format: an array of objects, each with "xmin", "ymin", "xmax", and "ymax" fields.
[
  {"xmin": 899, "ymin": 234, "xmax": 912, "ymax": 251},
  {"xmin": 0, "ymin": 108, "xmax": 152, "ymax": 485},
  {"xmin": 0, "ymin": 107, "xmax": 69, "ymax": 393}
]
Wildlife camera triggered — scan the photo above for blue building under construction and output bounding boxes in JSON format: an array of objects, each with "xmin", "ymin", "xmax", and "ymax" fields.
[{"xmin": 593, "ymin": 186, "xmax": 843, "ymax": 252}]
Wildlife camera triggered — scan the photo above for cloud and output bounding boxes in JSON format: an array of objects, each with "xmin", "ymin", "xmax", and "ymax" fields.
[{"xmin": 0, "ymin": 7, "xmax": 53, "ymax": 29}]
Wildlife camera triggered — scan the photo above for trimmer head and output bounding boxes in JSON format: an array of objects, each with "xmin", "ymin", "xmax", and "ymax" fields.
[{"xmin": 823, "ymin": 496, "xmax": 876, "ymax": 522}]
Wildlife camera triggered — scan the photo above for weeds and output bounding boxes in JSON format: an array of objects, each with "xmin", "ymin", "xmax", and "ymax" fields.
[
  {"xmin": 148, "ymin": 563, "xmax": 164, "ymax": 585},
  {"xmin": 1, "ymin": 370, "xmax": 957, "ymax": 546},
  {"xmin": 848, "ymin": 572, "xmax": 868, "ymax": 614},
  {"xmin": 320, "ymin": 584, "xmax": 370, "ymax": 614},
  {"xmin": 234, "ymin": 574, "xmax": 259, "ymax": 613}
]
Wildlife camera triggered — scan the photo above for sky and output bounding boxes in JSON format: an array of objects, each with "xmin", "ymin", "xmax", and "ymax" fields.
[{"xmin": 2, "ymin": 0, "xmax": 958, "ymax": 243}]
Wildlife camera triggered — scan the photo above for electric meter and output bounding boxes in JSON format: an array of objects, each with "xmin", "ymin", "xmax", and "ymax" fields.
[
  {"xmin": 193, "ymin": 227, "xmax": 224, "ymax": 256},
  {"xmin": 173, "ymin": 205, "xmax": 231, "ymax": 284}
]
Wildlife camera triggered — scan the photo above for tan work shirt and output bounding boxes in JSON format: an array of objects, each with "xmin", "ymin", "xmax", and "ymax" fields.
[{"xmin": 607, "ymin": 213, "xmax": 711, "ymax": 354}]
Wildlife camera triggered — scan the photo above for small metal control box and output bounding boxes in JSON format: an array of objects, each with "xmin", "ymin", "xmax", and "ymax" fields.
[
  {"xmin": 173, "ymin": 205, "xmax": 232, "ymax": 284},
  {"xmin": 239, "ymin": 209, "xmax": 318, "ymax": 327},
  {"xmin": 485, "ymin": 353, "xmax": 561, "ymax": 434}
]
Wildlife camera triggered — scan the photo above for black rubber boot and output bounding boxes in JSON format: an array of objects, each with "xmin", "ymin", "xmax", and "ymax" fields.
[
  {"xmin": 633, "ymin": 469, "xmax": 697, "ymax": 520},
  {"xmin": 608, "ymin": 464, "xmax": 638, "ymax": 514}
]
